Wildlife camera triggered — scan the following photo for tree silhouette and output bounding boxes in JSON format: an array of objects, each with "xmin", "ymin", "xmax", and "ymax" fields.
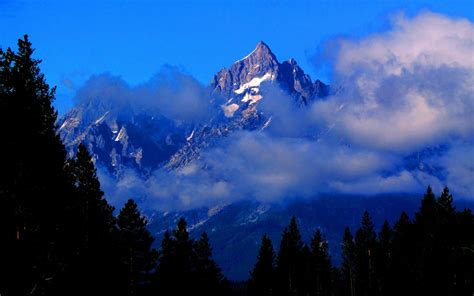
[
  {"xmin": 249, "ymin": 235, "xmax": 275, "ymax": 296},
  {"xmin": 117, "ymin": 199, "xmax": 157, "ymax": 296},
  {"xmin": 375, "ymin": 220, "xmax": 393, "ymax": 296},
  {"xmin": 340, "ymin": 227, "xmax": 356, "ymax": 296},
  {"xmin": 63, "ymin": 143, "xmax": 120, "ymax": 295},
  {"xmin": 309, "ymin": 229, "xmax": 332, "ymax": 296},
  {"xmin": 275, "ymin": 216, "xmax": 305, "ymax": 296},
  {"xmin": 0, "ymin": 35, "xmax": 78, "ymax": 296},
  {"xmin": 354, "ymin": 211, "xmax": 377, "ymax": 296},
  {"xmin": 154, "ymin": 218, "xmax": 230, "ymax": 295},
  {"xmin": 195, "ymin": 232, "xmax": 229, "ymax": 295}
]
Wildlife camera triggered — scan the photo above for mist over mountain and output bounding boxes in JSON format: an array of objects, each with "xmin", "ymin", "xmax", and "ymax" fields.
[
  {"xmin": 3, "ymin": 1, "xmax": 474, "ymax": 292},
  {"xmin": 59, "ymin": 12, "xmax": 473, "ymax": 212},
  {"xmin": 55, "ymin": 10, "xmax": 474, "ymax": 279}
]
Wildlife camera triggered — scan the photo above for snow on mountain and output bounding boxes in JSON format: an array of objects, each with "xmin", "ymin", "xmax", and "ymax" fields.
[{"xmin": 58, "ymin": 41, "xmax": 330, "ymax": 175}]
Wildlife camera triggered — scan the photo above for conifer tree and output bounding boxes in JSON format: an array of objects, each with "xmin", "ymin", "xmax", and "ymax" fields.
[
  {"xmin": 275, "ymin": 216, "xmax": 305, "ymax": 296},
  {"xmin": 249, "ymin": 235, "xmax": 276, "ymax": 296},
  {"xmin": 354, "ymin": 211, "xmax": 378, "ymax": 296},
  {"xmin": 309, "ymin": 229, "xmax": 332, "ymax": 296},
  {"xmin": 153, "ymin": 231, "xmax": 174, "ymax": 294},
  {"xmin": 438, "ymin": 186, "xmax": 455, "ymax": 218},
  {"xmin": 453, "ymin": 208, "xmax": 474, "ymax": 295},
  {"xmin": 64, "ymin": 143, "xmax": 120, "ymax": 295},
  {"xmin": 155, "ymin": 218, "xmax": 196, "ymax": 295},
  {"xmin": 415, "ymin": 186, "xmax": 440, "ymax": 236},
  {"xmin": 0, "ymin": 35, "xmax": 78, "ymax": 296},
  {"xmin": 413, "ymin": 186, "xmax": 442, "ymax": 294},
  {"xmin": 117, "ymin": 199, "xmax": 157, "ymax": 296},
  {"xmin": 340, "ymin": 227, "xmax": 356, "ymax": 296},
  {"xmin": 195, "ymin": 232, "xmax": 228, "ymax": 295},
  {"xmin": 154, "ymin": 218, "xmax": 231, "ymax": 295},
  {"xmin": 389, "ymin": 211, "xmax": 414, "ymax": 296},
  {"xmin": 376, "ymin": 220, "xmax": 393, "ymax": 296}
]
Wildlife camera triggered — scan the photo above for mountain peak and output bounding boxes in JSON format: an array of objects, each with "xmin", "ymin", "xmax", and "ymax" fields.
[
  {"xmin": 211, "ymin": 42, "xmax": 280, "ymax": 95},
  {"xmin": 255, "ymin": 40, "xmax": 270, "ymax": 51},
  {"xmin": 234, "ymin": 41, "xmax": 277, "ymax": 65}
]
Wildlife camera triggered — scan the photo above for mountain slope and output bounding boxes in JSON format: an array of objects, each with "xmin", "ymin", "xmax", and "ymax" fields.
[{"xmin": 59, "ymin": 41, "xmax": 329, "ymax": 173}]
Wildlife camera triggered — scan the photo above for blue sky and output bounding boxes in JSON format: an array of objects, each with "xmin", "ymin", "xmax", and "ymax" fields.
[{"xmin": 1, "ymin": 0, "xmax": 473, "ymax": 114}]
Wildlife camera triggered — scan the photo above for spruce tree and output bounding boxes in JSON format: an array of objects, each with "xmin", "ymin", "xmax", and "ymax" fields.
[
  {"xmin": 438, "ymin": 186, "xmax": 455, "ymax": 218},
  {"xmin": 453, "ymin": 208, "xmax": 474, "ymax": 295},
  {"xmin": 275, "ymin": 216, "xmax": 305, "ymax": 296},
  {"xmin": 155, "ymin": 218, "xmax": 196, "ymax": 295},
  {"xmin": 309, "ymin": 229, "xmax": 332, "ymax": 296},
  {"xmin": 195, "ymin": 232, "xmax": 228, "ymax": 295},
  {"xmin": 249, "ymin": 235, "xmax": 276, "ymax": 296},
  {"xmin": 340, "ymin": 227, "xmax": 356, "ymax": 296},
  {"xmin": 0, "ymin": 35, "xmax": 78, "ymax": 296},
  {"xmin": 389, "ymin": 211, "xmax": 414, "ymax": 296},
  {"xmin": 413, "ymin": 186, "xmax": 442, "ymax": 294},
  {"xmin": 354, "ymin": 211, "xmax": 378, "ymax": 296},
  {"xmin": 117, "ymin": 199, "xmax": 157, "ymax": 296},
  {"xmin": 63, "ymin": 143, "xmax": 120, "ymax": 295},
  {"xmin": 376, "ymin": 220, "xmax": 393, "ymax": 296}
]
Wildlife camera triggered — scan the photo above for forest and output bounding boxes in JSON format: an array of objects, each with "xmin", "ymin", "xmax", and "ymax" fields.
[{"xmin": 0, "ymin": 36, "xmax": 473, "ymax": 296}]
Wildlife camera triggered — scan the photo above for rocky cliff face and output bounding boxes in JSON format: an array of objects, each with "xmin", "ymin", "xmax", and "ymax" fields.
[
  {"xmin": 166, "ymin": 41, "xmax": 330, "ymax": 169},
  {"xmin": 58, "ymin": 41, "xmax": 330, "ymax": 174}
]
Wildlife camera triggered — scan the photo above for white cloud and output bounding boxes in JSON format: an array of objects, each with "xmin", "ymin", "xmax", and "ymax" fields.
[
  {"xmin": 98, "ymin": 11, "xmax": 474, "ymax": 210},
  {"xmin": 313, "ymin": 12, "xmax": 474, "ymax": 153}
]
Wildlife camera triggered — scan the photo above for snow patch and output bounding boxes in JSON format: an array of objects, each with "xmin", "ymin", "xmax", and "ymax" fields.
[
  {"xmin": 233, "ymin": 47, "xmax": 258, "ymax": 63},
  {"xmin": 262, "ymin": 117, "xmax": 272, "ymax": 130},
  {"xmin": 234, "ymin": 72, "xmax": 273, "ymax": 95},
  {"xmin": 188, "ymin": 218, "xmax": 209, "ymax": 231},
  {"xmin": 59, "ymin": 120, "xmax": 69, "ymax": 130},
  {"xmin": 114, "ymin": 127, "xmax": 126, "ymax": 142},
  {"xmin": 94, "ymin": 111, "xmax": 109, "ymax": 125},
  {"xmin": 242, "ymin": 93, "xmax": 263, "ymax": 105},
  {"xmin": 207, "ymin": 204, "xmax": 227, "ymax": 217},
  {"xmin": 221, "ymin": 103, "xmax": 240, "ymax": 117},
  {"xmin": 186, "ymin": 129, "xmax": 195, "ymax": 141}
]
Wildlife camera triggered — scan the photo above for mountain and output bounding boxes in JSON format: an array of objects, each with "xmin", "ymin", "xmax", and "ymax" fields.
[
  {"xmin": 58, "ymin": 93, "xmax": 191, "ymax": 175},
  {"xmin": 58, "ymin": 41, "xmax": 329, "ymax": 173},
  {"xmin": 146, "ymin": 194, "xmax": 474, "ymax": 280},
  {"xmin": 57, "ymin": 41, "xmax": 472, "ymax": 281}
]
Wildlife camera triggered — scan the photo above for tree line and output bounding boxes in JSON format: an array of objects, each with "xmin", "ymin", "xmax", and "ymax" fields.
[
  {"xmin": 248, "ymin": 186, "xmax": 474, "ymax": 296},
  {"xmin": 0, "ymin": 36, "xmax": 229, "ymax": 296},
  {"xmin": 1, "ymin": 36, "xmax": 473, "ymax": 296}
]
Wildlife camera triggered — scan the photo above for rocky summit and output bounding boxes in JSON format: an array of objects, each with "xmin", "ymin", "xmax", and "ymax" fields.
[{"xmin": 58, "ymin": 41, "xmax": 330, "ymax": 174}]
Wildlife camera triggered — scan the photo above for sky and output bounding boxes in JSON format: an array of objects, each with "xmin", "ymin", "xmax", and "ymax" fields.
[
  {"xmin": 1, "ymin": 1, "xmax": 473, "ymax": 209},
  {"xmin": 1, "ymin": 0, "xmax": 473, "ymax": 114},
  {"xmin": 75, "ymin": 10, "xmax": 473, "ymax": 210}
]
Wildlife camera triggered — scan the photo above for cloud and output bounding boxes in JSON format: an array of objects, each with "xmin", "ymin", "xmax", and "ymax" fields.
[
  {"xmin": 96, "ymin": 11, "xmax": 474, "ymax": 210},
  {"xmin": 100, "ymin": 131, "xmax": 402, "ymax": 210},
  {"xmin": 73, "ymin": 65, "xmax": 217, "ymax": 124}
]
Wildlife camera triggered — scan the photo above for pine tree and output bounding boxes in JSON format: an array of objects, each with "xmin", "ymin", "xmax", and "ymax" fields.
[
  {"xmin": 389, "ymin": 211, "xmax": 414, "ymax": 296},
  {"xmin": 62, "ymin": 143, "xmax": 121, "ymax": 295},
  {"xmin": 195, "ymin": 232, "xmax": 229, "ymax": 295},
  {"xmin": 249, "ymin": 235, "xmax": 276, "ymax": 296},
  {"xmin": 155, "ymin": 218, "xmax": 196, "ymax": 295},
  {"xmin": 0, "ymin": 35, "xmax": 78, "ymax": 296},
  {"xmin": 354, "ymin": 211, "xmax": 377, "ymax": 296},
  {"xmin": 275, "ymin": 216, "xmax": 305, "ymax": 296},
  {"xmin": 309, "ymin": 229, "xmax": 332, "ymax": 296},
  {"xmin": 438, "ymin": 186, "xmax": 455, "ymax": 218},
  {"xmin": 413, "ymin": 186, "xmax": 442, "ymax": 294},
  {"xmin": 376, "ymin": 220, "xmax": 392, "ymax": 296},
  {"xmin": 117, "ymin": 199, "xmax": 157, "ymax": 296},
  {"xmin": 340, "ymin": 227, "xmax": 356, "ymax": 296},
  {"xmin": 453, "ymin": 208, "xmax": 474, "ymax": 295}
]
